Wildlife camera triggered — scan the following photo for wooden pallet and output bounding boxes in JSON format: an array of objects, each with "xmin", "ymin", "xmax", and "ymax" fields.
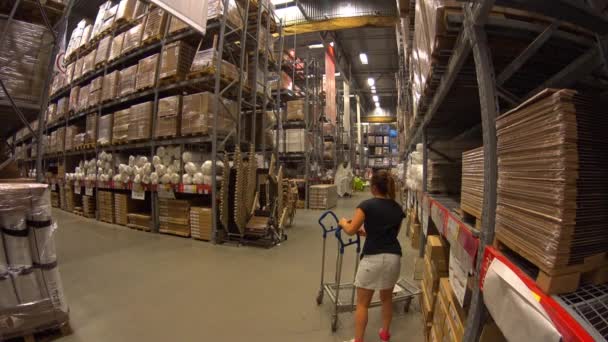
[
  {"xmin": 127, "ymin": 224, "xmax": 151, "ymax": 232},
  {"xmin": 11, "ymin": 321, "xmax": 72, "ymax": 342},
  {"xmin": 493, "ymin": 236, "xmax": 608, "ymax": 294},
  {"xmin": 75, "ymin": 143, "xmax": 96, "ymax": 151},
  {"xmin": 159, "ymin": 229, "xmax": 190, "ymax": 238},
  {"xmin": 159, "ymin": 74, "xmax": 186, "ymax": 86},
  {"xmin": 454, "ymin": 208, "xmax": 481, "ymax": 230},
  {"xmin": 135, "ymin": 83, "xmax": 156, "ymax": 92}
]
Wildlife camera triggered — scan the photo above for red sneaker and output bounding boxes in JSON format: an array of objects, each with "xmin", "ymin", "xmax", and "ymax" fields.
[{"xmin": 379, "ymin": 329, "xmax": 391, "ymax": 341}]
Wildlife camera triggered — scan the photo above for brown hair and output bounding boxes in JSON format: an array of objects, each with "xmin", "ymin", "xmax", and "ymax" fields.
[{"xmin": 371, "ymin": 170, "xmax": 396, "ymax": 200}]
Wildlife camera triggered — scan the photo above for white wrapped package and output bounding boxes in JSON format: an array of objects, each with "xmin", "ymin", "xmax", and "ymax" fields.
[
  {"xmin": 28, "ymin": 220, "xmax": 57, "ymax": 265},
  {"xmin": 153, "ymin": 155, "xmax": 161, "ymax": 166},
  {"xmin": 128, "ymin": 155, "xmax": 135, "ymax": 166},
  {"xmin": 182, "ymin": 174, "xmax": 192, "ymax": 185},
  {"xmin": 13, "ymin": 267, "xmax": 43, "ymax": 304},
  {"xmin": 193, "ymin": 172, "xmax": 203, "ymax": 185},
  {"xmin": 150, "ymin": 172, "xmax": 159, "ymax": 184},
  {"xmin": 0, "ymin": 272, "xmax": 19, "ymax": 309},
  {"xmin": 156, "ymin": 146, "xmax": 166, "ymax": 156},
  {"xmin": 161, "ymin": 174, "xmax": 171, "ymax": 184},
  {"xmin": 170, "ymin": 173, "xmax": 180, "ymax": 184}
]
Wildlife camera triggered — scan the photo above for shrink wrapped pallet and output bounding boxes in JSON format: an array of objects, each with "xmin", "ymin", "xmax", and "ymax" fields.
[
  {"xmin": 181, "ymin": 92, "xmax": 235, "ymax": 136},
  {"xmin": 269, "ymin": 71, "xmax": 293, "ymax": 91},
  {"xmin": 109, "ymin": 32, "xmax": 125, "ymax": 61},
  {"xmin": 460, "ymin": 147, "xmax": 483, "ymax": 219},
  {"xmin": 73, "ymin": 133, "xmax": 86, "ymax": 148},
  {"xmin": 112, "ymin": 109, "xmax": 130, "ymax": 144},
  {"xmin": 119, "ymin": 65, "xmax": 138, "ymax": 96},
  {"xmin": 160, "ymin": 40, "xmax": 195, "ymax": 82},
  {"xmin": 133, "ymin": 0, "xmax": 149, "ymax": 18},
  {"xmin": 0, "ymin": 183, "xmax": 69, "ymax": 339},
  {"xmin": 159, "ymin": 199, "xmax": 190, "ymax": 237},
  {"xmin": 46, "ymin": 103, "xmax": 57, "ymax": 124},
  {"xmin": 122, "ymin": 18, "xmax": 145, "ymax": 54},
  {"xmin": 309, "ymin": 184, "xmax": 337, "ymax": 210},
  {"xmin": 101, "ymin": 3, "xmax": 118, "ymax": 34},
  {"xmin": 190, "ymin": 207, "xmax": 212, "ymax": 241},
  {"xmin": 495, "ymin": 89, "xmax": 608, "ymax": 275},
  {"xmin": 207, "ymin": 0, "xmax": 243, "ymax": 29},
  {"xmin": 142, "ymin": 7, "xmax": 167, "ymax": 42},
  {"xmin": 128, "ymin": 102, "xmax": 152, "ymax": 141},
  {"xmin": 102, "ymin": 70, "xmax": 119, "ymax": 102},
  {"xmin": 189, "ymin": 48, "xmax": 239, "ymax": 81},
  {"xmin": 66, "ymin": 19, "xmax": 89, "ymax": 59},
  {"xmin": 135, "ymin": 53, "xmax": 159, "ymax": 90},
  {"xmin": 73, "ymin": 57, "xmax": 84, "ymax": 81},
  {"xmin": 286, "ymin": 99, "xmax": 305, "ymax": 121},
  {"xmin": 65, "ymin": 63, "xmax": 75, "ymax": 85},
  {"xmin": 77, "ymin": 84, "xmax": 90, "ymax": 111},
  {"xmin": 68, "ymin": 86, "xmax": 79, "ymax": 113},
  {"xmin": 81, "ymin": 49, "xmax": 96, "ymax": 76},
  {"xmin": 86, "ymin": 114, "xmax": 97, "ymax": 145},
  {"xmin": 97, "ymin": 114, "xmax": 113, "ymax": 145},
  {"xmin": 116, "ymin": 0, "xmax": 137, "ymax": 24},
  {"xmin": 64, "ymin": 126, "xmax": 78, "ymax": 151},
  {"xmin": 91, "ymin": 1, "xmax": 113, "ymax": 39},
  {"xmin": 273, "ymin": 128, "xmax": 307, "ymax": 153},
  {"xmin": 0, "ymin": 19, "xmax": 53, "ymax": 104},
  {"xmin": 323, "ymin": 141, "xmax": 334, "ymax": 160},
  {"xmin": 168, "ymin": 16, "xmax": 189, "ymax": 35},
  {"xmin": 56, "ymin": 97, "xmax": 68, "ymax": 122},
  {"xmin": 89, "ymin": 76, "xmax": 103, "ymax": 107},
  {"xmin": 95, "ymin": 35, "xmax": 112, "ymax": 67},
  {"xmin": 156, "ymin": 96, "xmax": 181, "ymax": 138}
]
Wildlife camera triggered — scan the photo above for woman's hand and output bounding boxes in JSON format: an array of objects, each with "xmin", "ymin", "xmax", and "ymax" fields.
[
  {"xmin": 339, "ymin": 218, "xmax": 350, "ymax": 228},
  {"xmin": 357, "ymin": 227, "xmax": 367, "ymax": 237}
]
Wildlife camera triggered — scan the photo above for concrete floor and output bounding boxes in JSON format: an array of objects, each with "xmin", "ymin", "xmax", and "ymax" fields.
[{"xmin": 54, "ymin": 192, "xmax": 424, "ymax": 342}]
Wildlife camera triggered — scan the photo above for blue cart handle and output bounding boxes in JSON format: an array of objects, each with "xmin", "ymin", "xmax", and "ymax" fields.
[
  {"xmin": 335, "ymin": 227, "xmax": 361, "ymax": 254},
  {"xmin": 319, "ymin": 210, "xmax": 339, "ymax": 238}
]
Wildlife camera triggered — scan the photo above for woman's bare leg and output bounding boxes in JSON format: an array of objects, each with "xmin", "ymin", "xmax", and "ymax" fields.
[
  {"xmin": 379, "ymin": 288, "xmax": 393, "ymax": 333},
  {"xmin": 355, "ymin": 287, "xmax": 374, "ymax": 340}
]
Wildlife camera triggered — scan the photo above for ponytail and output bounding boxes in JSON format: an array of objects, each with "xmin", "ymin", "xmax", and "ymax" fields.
[{"xmin": 387, "ymin": 173, "xmax": 396, "ymax": 200}]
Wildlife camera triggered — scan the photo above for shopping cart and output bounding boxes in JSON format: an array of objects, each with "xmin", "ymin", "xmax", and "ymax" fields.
[{"xmin": 316, "ymin": 210, "xmax": 421, "ymax": 332}]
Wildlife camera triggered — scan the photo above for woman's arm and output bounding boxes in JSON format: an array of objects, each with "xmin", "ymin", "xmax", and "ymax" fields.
[{"xmin": 339, "ymin": 208, "xmax": 365, "ymax": 236}]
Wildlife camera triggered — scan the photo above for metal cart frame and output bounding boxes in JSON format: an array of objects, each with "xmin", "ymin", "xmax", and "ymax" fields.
[{"xmin": 316, "ymin": 210, "xmax": 420, "ymax": 332}]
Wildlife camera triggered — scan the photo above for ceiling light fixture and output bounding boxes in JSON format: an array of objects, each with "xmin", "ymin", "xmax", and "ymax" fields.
[
  {"xmin": 367, "ymin": 78, "xmax": 375, "ymax": 86},
  {"xmin": 371, "ymin": 87, "xmax": 376, "ymax": 94},
  {"xmin": 375, "ymin": 101, "xmax": 380, "ymax": 108},
  {"xmin": 373, "ymin": 95, "xmax": 379, "ymax": 102},
  {"xmin": 359, "ymin": 53, "xmax": 368, "ymax": 65},
  {"xmin": 335, "ymin": 72, "xmax": 341, "ymax": 77},
  {"xmin": 308, "ymin": 43, "xmax": 324, "ymax": 49}
]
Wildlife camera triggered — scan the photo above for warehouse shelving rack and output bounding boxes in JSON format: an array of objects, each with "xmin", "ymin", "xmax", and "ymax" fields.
[
  {"xmin": 399, "ymin": 0, "xmax": 608, "ymax": 340},
  {"xmin": 363, "ymin": 123, "xmax": 397, "ymax": 170},
  {"xmin": 12, "ymin": 0, "xmax": 285, "ymax": 245}
]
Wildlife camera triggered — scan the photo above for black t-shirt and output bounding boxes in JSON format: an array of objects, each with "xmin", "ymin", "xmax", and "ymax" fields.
[{"xmin": 357, "ymin": 197, "xmax": 405, "ymax": 258}]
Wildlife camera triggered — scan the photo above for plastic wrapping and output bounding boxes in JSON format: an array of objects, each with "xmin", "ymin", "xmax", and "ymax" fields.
[
  {"xmin": 46, "ymin": 103, "xmax": 57, "ymax": 125},
  {"xmin": 68, "ymin": 86, "xmax": 79, "ymax": 113},
  {"xmin": 116, "ymin": 0, "xmax": 137, "ymax": 23},
  {"xmin": 160, "ymin": 40, "xmax": 195, "ymax": 81},
  {"xmin": 273, "ymin": 128, "xmax": 307, "ymax": 153},
  {"xmin": 73, "ymin": 57, "xmax": 84, "ymax": 81},
  {"xmin": 119, "ymin": 65, "xmax": 138, "ymax": 96},
  {"xmin": 156, "ymin": 96, "xmax": 181, "ymax": 138},
  {"xmin": 109, "ymin": 32, "xmax": 125, "ymax": 61},
  {"xmin": 0, "ymin": 19, "xmax": 53, "ymax": 104},
  {"xmin": 142, "ymin": 7, "xmax": 167, "ymax": 42},
  {"xmin": 128, "ymin": 102, "xmax": 152, "ymax": 141},
  {"xmin": 97, "ymin": 114, "xmax": 113, "ymax": 146},
  {"xmin": 112, "ymin": 109, "xmax": 130, "ymax": 144},
  {"xmin": 91, "ymin": 1, "xmax": 113, "ymax": 39},
  {"xmin": 77, "ymin": 84, "xmax": 90, "ymax": 112},
  {"xmin": 189, "ymin": 48, "xmax": 239, "ymax": 81},
  {"xmin": 122, "ymin": 18, "xmax": 145, "ymax": 54},
  {"xmin": 168, "ymin": 16, "xmax": 189, "ymax": 35},
  {"xmin": 82, "ymin": 49, "xmax": 96, "ymax": 76},
  {"xmin": 286, "ymin": 100, "xmax": 305, "ymax": 121},
  {"xmin": 86, "ymin": 114, "xmax": 97, "ymax": 145},
  {"xmin": 66, "ymin": 19, "xmax": 89, "ymax": 59},
  {"xmin": 89, "ymin": 76, "xmax": 103, "ymax": 107},
  {"xmin": 207, "ymin": 0, "xmax": 243, "ymax": 29},
  {"xmin": 181, "ymin": 92, "xmax": 235, "ymax": 136},
  {"xmin": 135, "ymin": 53, "xmax": 159, "ymax": 90},
  {"xmin": 102, "ymin": 71, "xmax": 119, "ymax": 102},
  {"xmin": 95, "ymin": 35, "xmax": 112, "ymax": 67},
  {"xmin": 495, "ymin": 89, "xmax": 608, "ymax": 271},
  {"xmin": 64, "ymin": 126, "xmax": 78, "ymax": 151}
]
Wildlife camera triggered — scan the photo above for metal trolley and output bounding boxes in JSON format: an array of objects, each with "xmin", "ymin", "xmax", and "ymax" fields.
[{"xmin": 316, "ymin": 211, "xmax": 421, "ymax": 332}]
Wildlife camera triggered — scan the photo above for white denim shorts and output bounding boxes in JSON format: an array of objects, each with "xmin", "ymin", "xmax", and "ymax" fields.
[{"xmin": 354, "ymin": 253, "xmax": 401, "ymax": 290}]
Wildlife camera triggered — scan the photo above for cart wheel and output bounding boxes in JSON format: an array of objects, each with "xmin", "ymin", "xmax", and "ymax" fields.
[
  {"xmin": 316, "ymin": 291, "xmax": 324, "ymax": 305},
  {"xmin": 404, "ymin": 298, "xmax": 412, "ymax": 313},
  {"xmin": 331, "ymin": 316, "xmax": 338, "ymax": 332}
]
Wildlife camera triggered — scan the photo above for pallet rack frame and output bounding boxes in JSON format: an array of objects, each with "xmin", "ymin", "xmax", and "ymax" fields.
[{"xmin": 399, "ymin": 0, "xmax": 608, "ymax": 340}]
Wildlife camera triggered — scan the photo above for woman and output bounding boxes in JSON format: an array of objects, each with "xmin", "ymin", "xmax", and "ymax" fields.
[{"xmin": 339, "ymin": 170, "xmax": 404, "ymax": 342}]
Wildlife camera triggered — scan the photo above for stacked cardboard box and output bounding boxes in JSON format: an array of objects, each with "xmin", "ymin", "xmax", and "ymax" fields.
[
  {"xmin": 286, "ymin": 100, "xmax": 305, "ymax": 121},
  {"xmin": 190, "ymin": 207, "xmax": 212, "ymax": 241},
  {"xmin": 128, "ymin": 213, "xmax": 152, "ymax": 231},
  {"xmin": 89, "ymin": 76, "xmax": 103, "ymax": 107},
  {"xmin": 115, "ymin": 0, "xmax": 137, "ymax": 24},
  {"xmin": 122, "ymin": 18, "xmax": 145, "ymax": 54},
  {"xmin": 73, "ymin": 57, "xmax": 84, "ymax": 81},
  {"xmin": 85, "ymin": 114, "xmax": 97, "ymax": 145},
  {"xmin": 420, "ymin": 235, "xmax": 449, "ymax": 330},
  {"xmin": 274, "ymin": 128, "xmax": 307, "ymax": 153},
  {"xmin": 65, "ymin": 185, "xmax": 76, "ymax": 212},
  {"xmin": 97, "ymin": 190, "xmax": 114, "ymax": 223},
  {"xmin": 114, "ymin": 193, "xmax": 129, "ymax": 225},
  {"xmin": 431, "ymin": 278, "xmax": 467, "ymax": 342},
  {"xmin": 66, "ymin": 19, "xmax": 90, "ymax": 59},
  {"xmin": 98, "ymin": 113, "xmax": 113, "ymax": 145},
  {"xmin": 136, "ymin": 53, "xmax": 159, "ymax": 90},
  {"xmin": 159, "ymin": 40, "xmax": 195, "ymax": 82},
  {"xmin": 181, "ymin": 92, "xmax": 235, "ymax": 136},
  {"xmin": 109, "ymin": 32, "xmax": 124, "ymax": 61},
  {"xmin": 156, "ymin": 96, "xmax": 181, "ymax": 137},
  {"xmin": 112, "ymin": 109, "xmax": 130, "ymax": 144},
  {"xmin": 91, "ymin": 1, "xmax": 113, "ymax": 39},
  {"xmin": 57, "ymin": 97, "xmax": 68, "ymax": 120},
  {"xmin": 207, "ymin": 0, "xmax": 243, "ymax": 29},
  {"xmin": 64, "ymin": 126, "xmax": 78, "ymax": 151},
  {"xmin": 46, "ymin": 103, "xmax": 57, "ymax": 125},
  {"xmin": 68, "ymin": 86, "xmax": 79, "ymax": 113},
  {"xmin": 95, "ymin": 35, "xmax": 112, "ymax": 67},
  {"xmin": 309, "ymin": 184, "xmax": 337, "ymax": 210},
  {"xmin": 159, "ymin": 199, "xmax": 190, "ymax": 236},
  {"xmin": 168, "ymin": 16, "xmax": 189, "ymax": 34},
  {"xmin": 102, "ymin": 70, "xmax": 119, "ymax": 102},
  {"xmin": 119, "ymin": 65, "xmax": 138, "ymax": 96},
  {"xmin": 83, "ymin": 195, "xmax": 96, "ymax": 218},
  {"xmin": 77, "ymin": 83, "xmax": 90, "ymax": 111},
  {"xmin": 128, "ymin": 102, "xmax": 152, "ymax": 141},
  {"xmin": 142, "ymin": 7, "xmax": 167, "ymax": 42},
  {"xmin": 82, "ymin": 50, "xmax": 96, "ymax": 76},
  {"xmin": 189, "ymin": 49, "xmax": 239, "ymax": 81}
]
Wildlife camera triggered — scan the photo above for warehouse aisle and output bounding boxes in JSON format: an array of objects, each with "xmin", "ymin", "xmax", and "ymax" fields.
[{"xmin": 54, "ymin": 192, "xmax": 423, "ymax": 342}]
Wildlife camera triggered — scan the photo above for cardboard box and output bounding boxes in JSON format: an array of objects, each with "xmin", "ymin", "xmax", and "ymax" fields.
[
  {"xmin": 82, "ymin": 49, "xmax": 96, "ymax": 75},
  {"xmin": 122, "ymin": 18, "xmax": 145, "ymax": 54},
  {"xmin": 89, "ymin": 76, "xmax": 103, "ymax": 107},
  {"xmin": 68, "ymin": 86, "xmax": 79, "ymax": 113},
  {"xmin": 438, "ymin": 278, "xmax": 466, "ymax": 342},
  {"xmin": 169, "ymin": 16, "xmax": 189, "ymax": 34},
  {"xmin": 189, "ymin": 48, "xmax": 239, "ymax": 81},
  {"xmin": 423, "ymin": 254, "xmax": 448, "ymax": 296},
  {"xmin": 116, "ymin": 0, "xmax": 136, "ymax": 23},
  {"xmin": 181, "ymin": 92, "xmax": 235, "ymax": 136},
  {"xmin": 119, "ymin": 65, "xmax": 138, "ymax": 96},
  {"xmin": 73, "ymin": 57, "xmax": 84, "ymax": 81},
  {"xmin": 112, "ymin": 109, "xmax": 130, "ymax": 144},
  {"xmin": 102, "ymin": 70, "xmax": 119, "ymax": 102},
  {"xmin": 160, "ymin": 40, "xmax": 195, "ymax": 81},
  {"xmin": 449, "ymin": 250, "xmax": 471, "ymax": 308},
  {"xmin": 426, "ymin": 235, "xmax": 449, "ymax": 272},
  {"xmin": 128, "ymin": 102, "xmax": 152, "ymax": 141},
  {"xmin": 411, "ymin": 223, "xmax": 421, "ymax": 249},
  {"xmin": 136, "ymin": 53, "xmax": 159, "ymax": 90},
  {"xmin": 433, "ymin": 293, "xmax": 448, "ymax": 341},
  {"xmin": 420, "ymin": 282, "xmax": 435, "ymax": 323},
  {"xmin": 156, "ymin": 95, "xmax": 181, "ymax": 137},
  {"xmin": 95, "ymin": 35, "xmax": 112, "ymax": 67},
  {"xmin": 142, "ymin": 7, "xmax": 168, "ymax": 42},
  {"xmin": 64, "ymin": 125, "xmax": 78, "ymax": 151},
  {"xmin": 57, "ymin": 97, "xmax": 68, "ymax": 120},
  {"xmin": 85, "ymin": 114, "xmax": 97, "ymax": 144},
  {"xmin": 77, "ymin": 83, "xmax": 90, "ymax": 111},
  {"xmin": 109, "ymin": 32, "xmax": 125, "ymax": 61},
  {"xmin": 97, "ymin": 113, "xmax": 113, "ymax": 145}
]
